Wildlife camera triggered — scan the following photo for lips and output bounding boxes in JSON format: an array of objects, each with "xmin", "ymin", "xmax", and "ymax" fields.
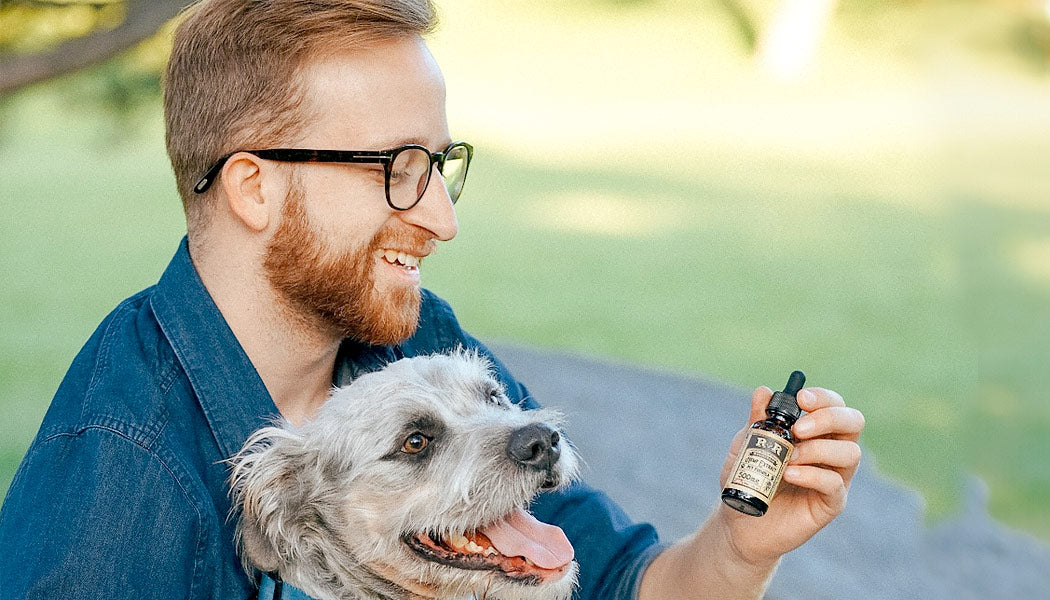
[{"xmin": 403, "ymin": 507, "xmax": 574, "ymax": 585}]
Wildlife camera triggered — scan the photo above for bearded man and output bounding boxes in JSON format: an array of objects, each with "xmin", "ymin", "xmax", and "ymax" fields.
[{"xmin": 0, "ymin": 1, "xmax": 865, "ymax": 598}]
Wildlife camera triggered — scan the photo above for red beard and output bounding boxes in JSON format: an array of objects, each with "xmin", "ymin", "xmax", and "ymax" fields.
[{"xmin": 263, "ymin": 185, "xmax": 433, "ymax": 346}]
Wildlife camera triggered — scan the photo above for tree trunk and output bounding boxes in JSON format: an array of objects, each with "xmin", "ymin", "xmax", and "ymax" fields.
[{"xmin": 0, "ymin": 0, "xmax": 186, "ymax": 96}]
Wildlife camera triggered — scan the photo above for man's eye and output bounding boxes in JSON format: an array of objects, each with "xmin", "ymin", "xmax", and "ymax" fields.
[
  {"xmin": 389, "ymin": 169, "xmax": 412, "ymax": 184},
  {"xmin": 402, "ymin": 433, "xmax": 429, "ymax": 454}
]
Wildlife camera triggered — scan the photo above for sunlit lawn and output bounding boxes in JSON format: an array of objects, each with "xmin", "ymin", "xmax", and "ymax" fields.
[{"xmin": 2, "ymin": 0, "xmax": 1048, "ymax": 539}]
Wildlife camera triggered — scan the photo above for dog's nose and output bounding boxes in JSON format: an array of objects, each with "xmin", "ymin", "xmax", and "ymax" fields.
[{"xmin": 507, "ymin": 423, "xmax": 561, "ymax": 471}]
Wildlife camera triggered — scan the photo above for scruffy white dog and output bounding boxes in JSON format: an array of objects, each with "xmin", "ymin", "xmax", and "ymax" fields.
[{"xmin": 229, "ymin": 351, "xmax": 580, "ymax": 600}]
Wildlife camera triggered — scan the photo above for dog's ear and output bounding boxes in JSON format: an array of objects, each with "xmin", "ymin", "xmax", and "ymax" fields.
[{"xmin": 228, "ymin": 426, "xmax": 330, "ymax": 575}]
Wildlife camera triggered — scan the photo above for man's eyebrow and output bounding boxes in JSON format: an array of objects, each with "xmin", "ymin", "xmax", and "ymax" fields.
[{"xmin": 369, "ymin": 136, "xmax": 454, "ymax": 151}]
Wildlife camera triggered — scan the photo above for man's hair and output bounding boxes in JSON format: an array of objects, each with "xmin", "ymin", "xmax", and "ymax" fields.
[{"xmin": 163, "ymin": 0, "xmax": 437, "ymax": 230}]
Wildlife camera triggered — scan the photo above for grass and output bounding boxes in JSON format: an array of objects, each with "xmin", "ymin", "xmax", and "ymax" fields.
[{"xmin": 2, "ymin": 0, "xmax": 1049, "ymax": 539}]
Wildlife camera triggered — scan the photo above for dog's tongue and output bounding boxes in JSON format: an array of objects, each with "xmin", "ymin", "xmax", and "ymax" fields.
[{"xmin": 480, "ymin": 507, "xmax": 574, "ymax": 570}]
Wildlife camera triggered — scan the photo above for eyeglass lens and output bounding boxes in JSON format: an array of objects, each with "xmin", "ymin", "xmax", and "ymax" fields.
[
  {"xmin": 388, "ymin": 145, "xmax": 470, "ymax": 209},
  {"xmin": 441, "ymin": 145, "xmax": 470, "ymax": 203}
]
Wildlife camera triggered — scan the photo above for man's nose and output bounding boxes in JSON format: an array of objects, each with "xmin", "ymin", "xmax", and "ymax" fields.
[{"xmin": 400, "ymin": 169, "xmax": 458, "ymax": 241}]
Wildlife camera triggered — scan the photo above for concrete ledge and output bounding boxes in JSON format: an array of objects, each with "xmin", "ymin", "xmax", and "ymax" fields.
[{"xmin": 490, "ymin": 341, "xmax": 1050, "ymax": 600}]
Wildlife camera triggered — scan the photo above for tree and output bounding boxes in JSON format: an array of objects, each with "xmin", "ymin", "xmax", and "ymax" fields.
[{"xmin": 0, "ymin": 0, "xmax": 185, "ymax": 96}]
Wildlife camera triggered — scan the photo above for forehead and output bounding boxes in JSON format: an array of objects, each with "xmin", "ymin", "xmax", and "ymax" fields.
[
  {"xmin": 295, "ymin": 35, "xmax": 449, "ymax": 150},
  {"xmin": 347, "ymin": 355, "xmax": 502, "ymax": 418}
]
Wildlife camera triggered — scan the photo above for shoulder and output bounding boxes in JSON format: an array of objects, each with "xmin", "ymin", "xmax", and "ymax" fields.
[
  {"xmin": 12, "ymin": 284, "xmax": 205, "ymax": 521},
  {"xmin": 40, "ymin": 285, "xmax": 180, "ymax": 444}
]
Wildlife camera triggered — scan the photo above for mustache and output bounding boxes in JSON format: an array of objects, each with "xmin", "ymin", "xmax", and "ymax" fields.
[{"xmin": 370, "ymin": 227, "xmax": 439, "ymax": 257}]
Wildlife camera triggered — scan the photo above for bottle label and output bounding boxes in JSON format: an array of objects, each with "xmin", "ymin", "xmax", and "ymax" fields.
[{"xmin": 723, "ymin": 429, "xmax": 794, "ymax": 504}]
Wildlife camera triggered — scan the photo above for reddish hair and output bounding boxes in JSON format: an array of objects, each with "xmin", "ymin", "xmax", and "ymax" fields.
[{"xmin": 163, "ymin": 0, "xmax": 437, "ymax": 230}]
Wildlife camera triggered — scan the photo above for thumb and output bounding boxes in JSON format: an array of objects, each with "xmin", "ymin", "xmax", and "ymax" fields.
[{"xmin": 749, "ymin": 386, "xmax": 773, "ymax": 425}]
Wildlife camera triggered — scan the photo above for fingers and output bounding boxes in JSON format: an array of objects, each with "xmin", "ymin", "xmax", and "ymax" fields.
[
  {"xmin": 752, "ymin": 385, "xmax": 864, "ymax": 441},
  {"xmin": 792, "ymin": 405, "xmax": 865, "ymax": 441},
  {"xmin": 788, "ymin": 438, "xmax": 862, "ymax": 470},
  {"xmin": 783, "ymin": 464, "xmax": 847, "ymax": 499},
  {"xmin": 796, "ymin": 387, "xmax": 864, "ymax": 439},
  {"xmin": 796, "ymin": 387, "xmax": 844, "ymax": 410}
]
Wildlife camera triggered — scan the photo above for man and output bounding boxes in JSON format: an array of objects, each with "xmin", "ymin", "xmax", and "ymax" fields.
[{"xmin": 0, "ymin": 0, "xmax": 865, "ymax": 598}]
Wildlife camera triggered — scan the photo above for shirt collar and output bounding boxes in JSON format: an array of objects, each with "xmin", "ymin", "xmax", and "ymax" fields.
[{"xmin": 149, "ymin": 237, "xmax": 279, "ymax": 459}]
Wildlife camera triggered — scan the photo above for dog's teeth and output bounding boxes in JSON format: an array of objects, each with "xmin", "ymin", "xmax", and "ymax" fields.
[
  {"xmin": 483, "ymin": 547, "xmax": 497, "ymax": 556},
  {"xmin": 466, "ymin": 541, "xmax": 483, "ymax": 553},
  {"xmin": 449, "ymin": 533, "xmax": 469, "ymax": 549}
]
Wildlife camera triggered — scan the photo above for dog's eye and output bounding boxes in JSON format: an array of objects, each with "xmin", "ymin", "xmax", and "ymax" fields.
[
  {"xmin": 402, "ymin": 433, "xmax": 430, "ymax": 454},
  {"xmin": 486, "ymin": 386, "xmax": 503, "ymax": 405}
]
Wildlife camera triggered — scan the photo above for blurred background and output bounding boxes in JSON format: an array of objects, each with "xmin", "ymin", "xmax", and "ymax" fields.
[{"xmin": 1, "ymin": 0, "xmax": 1048, "ymax": 542}]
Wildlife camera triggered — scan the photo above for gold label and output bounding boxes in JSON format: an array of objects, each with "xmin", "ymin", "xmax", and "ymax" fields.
[{"xmin": 724, "ymin": 429, "xmax": 794, "ymax": 504}]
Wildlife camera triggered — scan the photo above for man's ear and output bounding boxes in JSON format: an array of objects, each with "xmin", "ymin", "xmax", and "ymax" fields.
[{"xmin": 219, "ymin": 152, "xmax": 284, "ymax": 232}]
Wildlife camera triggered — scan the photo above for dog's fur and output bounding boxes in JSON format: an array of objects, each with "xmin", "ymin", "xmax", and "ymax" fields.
[{"xmin": 228, "ymin": 351, "xmax": 580, "ymax": 600}]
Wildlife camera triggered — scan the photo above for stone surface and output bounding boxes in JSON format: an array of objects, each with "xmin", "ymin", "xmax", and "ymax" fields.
[{"xmin": 490, "ymin": 342, "xmax": 1050, "ymax": 600}]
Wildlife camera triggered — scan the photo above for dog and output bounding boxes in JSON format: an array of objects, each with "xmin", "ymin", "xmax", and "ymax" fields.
[{"xmin": 228, "ymin": 350, "xmax": 580, "ymax": 600}]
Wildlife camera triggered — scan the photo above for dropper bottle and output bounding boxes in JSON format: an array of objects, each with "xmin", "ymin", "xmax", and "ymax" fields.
[{"xmin": 721, "ymin": 371, "xmax": 806, "ymax": 516}]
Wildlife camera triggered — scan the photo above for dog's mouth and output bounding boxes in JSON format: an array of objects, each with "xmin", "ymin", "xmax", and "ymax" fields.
[{"xmin": 403, "ymin": 507, "xmax": 574, "ymax": 585}]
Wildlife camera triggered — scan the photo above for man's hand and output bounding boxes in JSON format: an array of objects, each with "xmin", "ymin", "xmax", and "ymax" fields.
[
  {"xmin": 639, "ymin": 385, "xmax": 865, "ymax": 600},
  {"xmin": 717, "ymin": 386, "xmax": 866, "ymax": 565}
]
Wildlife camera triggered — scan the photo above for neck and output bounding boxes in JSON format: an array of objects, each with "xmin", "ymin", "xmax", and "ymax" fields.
[{"xmin": 191, "ymin": 237, "xmax": 340, "ymax": 426}]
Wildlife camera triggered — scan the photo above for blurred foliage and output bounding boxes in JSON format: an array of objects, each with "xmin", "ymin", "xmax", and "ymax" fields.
[
  {"xmin": 0, "ymin": 0, "xmax": 1047, "ymax": 130},
  {"xmin": 717, "ymin": 0, "xmax": 761, "ymax": 52},
  {"xmin": 0, "ymin": 0, "xmax": 172, "ymax": 139},
  {"xmin": 1014, "ymin": 12, "xmax": 1050, "ymax": 71},
  {"xmin": 838, "ymin": 0, "xmax": 1050, "ymax": 71},
  {"xmin": 0, "ymin": 1, "xmax": 126, "ymax": 53}
]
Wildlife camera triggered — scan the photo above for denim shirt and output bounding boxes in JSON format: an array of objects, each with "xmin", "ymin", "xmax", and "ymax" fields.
[{"xmin": 0, "ymin": 238, "xmax": 662, "ymax": 599}]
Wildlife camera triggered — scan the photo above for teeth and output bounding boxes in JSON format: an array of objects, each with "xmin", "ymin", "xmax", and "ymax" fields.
[
  {"xmin": 378, "ymin": 249, "xmax": 421, "ymax": 269},
  {"xmin": 399, "ymin": 252, "xmax": 419, "ymax": 268},
  {"xmin": 446, "ymin": 532, "xmax": 497, "ymax": 556}
]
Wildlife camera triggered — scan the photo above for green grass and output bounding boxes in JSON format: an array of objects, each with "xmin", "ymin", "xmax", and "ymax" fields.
[{"xmin": 2, "ymin": 0, "xmax": 1049, "ymax": 539}]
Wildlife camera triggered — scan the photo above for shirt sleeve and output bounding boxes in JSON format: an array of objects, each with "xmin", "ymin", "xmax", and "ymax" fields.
[
  {"xmin": 532, "ymin": 482, "xmax": 666, "ymax": 600},
  {"xmin": 0, "ymin": 426, "xmax": 202, "ymax": 599}
]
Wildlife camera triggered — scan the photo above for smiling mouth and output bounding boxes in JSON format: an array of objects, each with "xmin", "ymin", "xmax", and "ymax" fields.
[
  {"xmin": 376, "ymin": 249, "xmax": 423, "ymax": 270},
  {"xmin": 401, "ymin": 508, "xmax": 574, "ymax": 585}
]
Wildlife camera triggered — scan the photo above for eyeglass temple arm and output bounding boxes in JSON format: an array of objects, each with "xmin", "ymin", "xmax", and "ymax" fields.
[
  {"xmin": 194, "ymin": 150, "xmax": 397, "ymax": 194},
  {"xmin": 193, "ymin": 153, "xmax": 235, "ymax": 194}
]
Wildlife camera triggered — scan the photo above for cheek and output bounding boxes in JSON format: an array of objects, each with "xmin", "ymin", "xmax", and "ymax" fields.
[
  {"xmin": 298, "ymin": 173, "xmax": 391, "ymax": 247},
  {"xmin": 342, "ymin": 486, "xmax": 402, "ymax": 540}
]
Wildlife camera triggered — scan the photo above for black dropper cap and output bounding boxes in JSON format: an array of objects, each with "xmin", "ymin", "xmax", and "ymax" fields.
[{"xmin": 767, "ymin": 370, "xmax": 805, "ymax": 421}]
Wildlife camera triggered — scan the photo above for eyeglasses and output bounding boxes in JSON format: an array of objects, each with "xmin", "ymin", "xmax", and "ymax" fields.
[{"xmin": 192, "ymin": 141, "xmax": 473, "ymax": 211}]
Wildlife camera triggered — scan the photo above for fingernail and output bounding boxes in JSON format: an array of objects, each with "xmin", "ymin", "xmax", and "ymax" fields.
[
  {"xmin": 798, "ymin": 389, "xmax": 814, "ymax": 406},
  {"xmin": 794, "ymin": 419, "xmax": 813, "ymax": 437},
  {"xmin": 785, "ymin": 466, "xmax": 801, "ymax": 479}
]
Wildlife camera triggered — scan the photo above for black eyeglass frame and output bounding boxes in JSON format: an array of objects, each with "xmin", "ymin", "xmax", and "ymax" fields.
[{"xmin": 192, "ymin": 141, "xmax": 473, "ymax": 210}]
